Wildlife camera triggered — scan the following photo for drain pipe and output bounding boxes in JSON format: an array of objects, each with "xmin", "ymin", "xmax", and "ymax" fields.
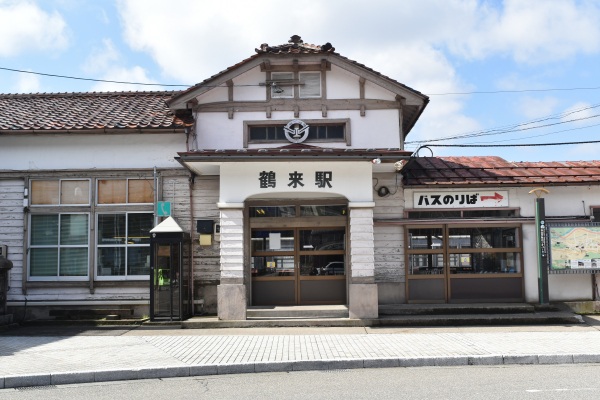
[{"xmin": 189, "ymin": 173, "xmax": 196, "ymax": 315}]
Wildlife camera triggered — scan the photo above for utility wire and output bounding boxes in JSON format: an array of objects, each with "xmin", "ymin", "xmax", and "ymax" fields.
[
  {"xmin": 414, "ymin": 139, "xmax": 600, "ymax": 149},
  {"xmin": 406, "ymin": 103, "xmax": 600, "ymax": 145},
  {"xmin": 3, "ymin": 66, "xmax": 600, "ymax": 95}
]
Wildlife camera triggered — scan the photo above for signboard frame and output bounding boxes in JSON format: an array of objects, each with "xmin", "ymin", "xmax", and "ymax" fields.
[{"xmin": 548, "ymin": 222, "xmax": 600, "ymax": 274}]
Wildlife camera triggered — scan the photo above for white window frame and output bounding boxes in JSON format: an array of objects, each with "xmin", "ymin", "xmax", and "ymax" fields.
[
  {"xmin": 299, "ymin": 72, "xmax": 321, "ymax": 98},
  {"xmin": 29, "ymin": 178, "xmax": 91, "ymax": 207},
  {"xmin": 28, "ymin": 212, "xmax": 90, "ymax": 281},
  {"xmin": 95, "ymin": 211, "xmax": 153, "ymax": 281},
  {"xmin": 96, "ymin": 178, "xmax": 154, "ymax": 206}
]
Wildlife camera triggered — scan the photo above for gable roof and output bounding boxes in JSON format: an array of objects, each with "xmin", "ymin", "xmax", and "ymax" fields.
[
  {"xmin": 167, "ymin": 35, "xmax": 429, "ymax": 135},
  {"xmin": 401, "ymin": 156, "xmax": 600, "ymax": 187},
  {"xmin": 0, "ymin": 91, "xmax": 193, "ymax": 134}
]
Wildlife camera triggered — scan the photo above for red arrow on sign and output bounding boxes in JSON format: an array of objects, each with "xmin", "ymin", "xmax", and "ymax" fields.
[{"xmin": 481, "ymin": 192, "xmax": 504, "ymax": 201}]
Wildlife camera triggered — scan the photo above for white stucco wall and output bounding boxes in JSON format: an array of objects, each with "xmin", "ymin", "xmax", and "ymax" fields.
[
  {"xmin": 195, "ymin": 109, "xmax": 401, "ymax": 150},
  {"xmin": 0, "ymin": 134, "xmax": 186, "ymax": 171},
  {"xmin": 219, "ymin": 161, "xmax": 374, "ymax": 204}
]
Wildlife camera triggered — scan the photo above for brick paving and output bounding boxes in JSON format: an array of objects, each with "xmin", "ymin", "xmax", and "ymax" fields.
[{"xmin": 1, "ymin": 322, "xmax": 600, "ymax": 388}]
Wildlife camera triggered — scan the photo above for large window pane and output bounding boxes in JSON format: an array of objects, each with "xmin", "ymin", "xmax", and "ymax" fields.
[
  {"xmin": 31, "ymin": 180, "xmax": 59, "ymax": 205},
  {"xmin": 61, "ymin": 180, "xmax": 89, "ymax": 204},
  {"xmin": 271, "ymin": 72, "xmax": 293, "ymax": 98},
  {"xmin": 97, "ymin": 247, "xmax": 125, "ymax": 276},
  {"xmin": 98, "ymin": 214, "xmax": 126, "ymax": 245},
  {"xmin": 408, "ymin": 228, "xmax": 443, "ymax": 249},
  {"xmin": 251, "ymin": 255, "xmax": 295, "ymax": 277},
  {"xmin": 128, "ymin": 247, "xmax": 151, "ymax": 275},
  {"xmin": 408, "ymin": 254, "xmax": 444, "ymax": 275},
  {"xmin": 128, "ymin": 179, "xmax": 154, "ymax": 203},
  {"xmin": 251, "ymin": 230, "xmax": 294, "ymax": 252},
  {"xmin": 300, "ymin": 205, "xmax": 346, "ymax": 217},
  {"xmin": 60, "ymin": 248, "xmax": 88, "ymax": 276},
  {"xmin": 299, "ymin": 229, "xmax": 345, "ymax": 251},
  {"xmin": 299, "ymin": 72, "xmax": 320, "ymax": 97},
  {"xmin": 60, "ymin": 214, "xmax": 88, "ymax": 245},
  {"xmin": 127, "ymin": 213, "xmax": 152, "ymax": 244},
  {"xmin": 250, "ymin": 206, "xmax": 295, "ymax": 218},
  {"xmin": 300, "ymin": 254, "xmax": 344, "ymax": 276},
  {"xmin": 30, "ymin": 215, "xmax": 58, "ymax": 245},
  {"xmin": 30, "ymin": 248, "xmax": 58, "ymax": 276},
  {"xmin": 452, "ymin": 252, "xmax": 521, "ymax": 274},
  {"xmin": 98, "ymin": 179, "xmax": 126, "ymax": 204},
  {"xmin": 449, "ymin": 227, "xmax": 518, "ymax": 249}
]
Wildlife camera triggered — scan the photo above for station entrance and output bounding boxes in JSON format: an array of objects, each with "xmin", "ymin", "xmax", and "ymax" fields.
[{"xmin": 249, "ymin": 203, "xmax": 347, "ymax": 305}]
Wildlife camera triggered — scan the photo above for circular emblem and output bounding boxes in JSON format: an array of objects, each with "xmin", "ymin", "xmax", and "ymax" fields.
[{"xmin": 283, "ymin": 119, "xmax": 310, "ymax": 144}]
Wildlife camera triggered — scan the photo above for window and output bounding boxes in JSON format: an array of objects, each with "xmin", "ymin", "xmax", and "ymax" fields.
[
  {"xmin": 406, "ymin": 225, "xmax": 522, "ymax": 275},
  {"xmin": 98, "ymin": 179, "xmax": 154, "ymax": 204},
  {"xmin": 30, "ymin": 179, "xmax": 90, "ymax": 205},
  {"xmin": 592, "ymin": 207, "xmax": 600, "ymax": 222},
  {"xmin": 271, "ymin": 72, "xmax": 294, "ymax": 98},
  {"xmin": 96, "ymin": 212, "xmax": 153, "ymax": 279},
  {"xmin": 28, "ymin": 176, "xmax": 154, "ymax": 281},
  {"xmin": 29, "ymin": 214, "xmax": 89, "ymax": 279},
  {"xmin": 246, "ymin": 119, "xmax": 349, "ymax": 145},
  {"xmin": 299, "ymin": 72, "xmax": 321, "ymax": 98},
  {"xmin": 269, "ymin": 72, "xmax": 322, "ymax": 99}
]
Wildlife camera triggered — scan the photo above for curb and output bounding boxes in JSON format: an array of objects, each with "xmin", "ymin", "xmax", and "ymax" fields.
[{"xmin": 3, "ymin": 354, "xmax": 600, "ymax": 389}]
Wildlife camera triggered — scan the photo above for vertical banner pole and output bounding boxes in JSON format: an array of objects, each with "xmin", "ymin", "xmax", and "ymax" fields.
[{"xmin": 535, "ymin": 197, "xmax": 550, "ymax": 304}]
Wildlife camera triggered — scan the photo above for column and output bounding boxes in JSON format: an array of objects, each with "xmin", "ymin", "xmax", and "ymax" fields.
[
  {"xmin": 217, "ymin": 205, "xmax": 246, "ymax": 320},
  {"xmin": 348, "ymin": 203, "xmax": 378, "ymax": 319}
]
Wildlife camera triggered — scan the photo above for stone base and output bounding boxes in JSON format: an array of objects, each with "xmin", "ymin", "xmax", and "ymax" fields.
[
  {"xmin": 349, "ymin": 283, "xmax": 378, "ymax": 319},
  {"xmin": 377, "ymin": 282, "xmax": 406, "ymax": 304},
  {"xmin": 217, "ymin": 284, "xmax": 247, "ymax": 320}
]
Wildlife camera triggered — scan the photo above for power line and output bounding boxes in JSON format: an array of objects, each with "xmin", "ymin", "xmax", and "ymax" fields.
[
  {"xmin": 3, "ymin": 66, "xmax": 600, "ymax": 96},
  {"xmin": 415, "ymin": 139, "xmax": 600, "ymax": 149},
  {"xmin": 406, "ymin": 103, "xmax": 600, "ymax": 145},
  {"xmin": 427, "ymin": 86, "xmax": 600, "ymax": 96},
  {"xmin": 0, "ymin": 66, "xmax": 190, "ymax": 87}
]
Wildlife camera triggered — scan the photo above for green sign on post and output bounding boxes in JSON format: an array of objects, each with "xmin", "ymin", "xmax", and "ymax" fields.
[{"xmin": 157, "ymin": 201, "xmax": 171, "ymax": 217}]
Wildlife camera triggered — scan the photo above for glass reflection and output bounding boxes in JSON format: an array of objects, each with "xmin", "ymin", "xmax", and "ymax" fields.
[{"xmin": 251, "ymin": 255, "xmax": 295, "ymax": 276}]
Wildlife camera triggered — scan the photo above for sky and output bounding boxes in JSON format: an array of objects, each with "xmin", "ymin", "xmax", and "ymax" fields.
[{"xmin": 1, "ymin": 0, "xmax": 600, "ymax": 162}]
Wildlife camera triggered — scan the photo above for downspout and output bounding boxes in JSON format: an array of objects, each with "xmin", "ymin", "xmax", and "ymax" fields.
[{"xmin": 189, "ymin": 173, "xmax": 196, "ymax": 315}]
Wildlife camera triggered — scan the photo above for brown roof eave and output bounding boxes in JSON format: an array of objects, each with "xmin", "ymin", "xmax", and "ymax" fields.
[
  {"xmin": 0, "ymin": 127, "xmax": 187, "ymax": 135},
  {"xmin": 403, "ymin": 181, "xmax": 600, "ymax": 188}
]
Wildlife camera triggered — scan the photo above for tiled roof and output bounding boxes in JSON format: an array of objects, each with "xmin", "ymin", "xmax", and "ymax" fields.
[
  {"xmin": 169, "ymin": 36, "xmax": 428, "ymax": 116},
  {"xmin": 401, "ymin": 156, "xmax": 600, "ymax": 186},
  {"xmin": 0, "ymin": 91, "xmax": 193, "ymax": 133}
]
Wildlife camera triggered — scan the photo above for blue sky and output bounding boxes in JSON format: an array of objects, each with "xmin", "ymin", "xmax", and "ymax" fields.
[{"xmin": 1, "ymin": 0, "xmax": 600, "ymax": 162}]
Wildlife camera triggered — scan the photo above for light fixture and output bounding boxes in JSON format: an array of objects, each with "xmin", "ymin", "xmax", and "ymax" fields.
[
  {"xmin": 371, "ymin": 158, "xmax": 381, "ymax": 164},
  {"xmin": 271, "ymin": 83, "xmax": 284, "ymax": 94}
]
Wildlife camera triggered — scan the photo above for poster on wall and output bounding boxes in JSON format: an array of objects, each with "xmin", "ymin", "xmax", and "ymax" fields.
[{"xmin": 549, "ymin": 225, "xmax": 600, "ymax": 273}]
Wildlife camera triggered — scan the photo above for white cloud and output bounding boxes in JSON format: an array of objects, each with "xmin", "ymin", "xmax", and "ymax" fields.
[
  {"xmin": 560, "ymin": 102, "xmax": 598, "ymax": 124},
  {"xmin": 0, "ymin": 0, "xmax": 69, "ymax": 57},
  {"xmin": 89, "ymin": 66, "xmax": 160, "ymax": 92},
  {"xmin": 454, "ymin": 0, "xmax": 600, "ymax": 64},
  {"xmin": 83, "ymin": 38, "xmax": 161, "ymax": 92},
  {"xmin": 517, "ymin": 96, "xmax": 559, "ymax": 119},
  {"xmin": 13, "ymin": 71, "xmax": 40, "ymax": 93}
]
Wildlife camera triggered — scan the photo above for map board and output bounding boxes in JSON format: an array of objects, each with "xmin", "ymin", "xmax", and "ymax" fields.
[{"xmin": 549, "ymin": 225, "xmax": 600, "ymax": 273}]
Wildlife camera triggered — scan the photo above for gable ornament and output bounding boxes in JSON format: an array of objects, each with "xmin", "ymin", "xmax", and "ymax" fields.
[{"xmin": 284, "ymin": 119, "xmax": 310, "ymax": 143}]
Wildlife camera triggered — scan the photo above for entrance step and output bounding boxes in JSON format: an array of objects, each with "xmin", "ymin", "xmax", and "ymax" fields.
[
  {"xmin": 379, "ymin": 303, "xmax": 537, "ymax": 316},
  {"xmin": 376, "ymin": 303, "xmax": 583, "ymax": 326},
  {"xmin": 178, "ymin": 303, "xmax": 584, "ymax": 329},
  {"xmin": 247, "ymin": 305, "xmax": 349, "ymax": 319}
]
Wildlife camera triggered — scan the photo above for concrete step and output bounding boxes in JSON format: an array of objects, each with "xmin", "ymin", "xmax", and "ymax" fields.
[
  {"xmin": 182, "ymin": 316, "xmax": 362, "ymax": 329},
  {"xmin": 178, "ymin": 310, "xmax": 583, "ymax": 329},
  {"xmin": 247, "ymin": 305, "xmax": 349, "ymax": 319},
  {"xmin": 379, "ymin": 303, "xmax": 540, "ymax": 316},
  {"xmin": 372, "ymin": 311, "xmax": 584, "ymax": 326}
]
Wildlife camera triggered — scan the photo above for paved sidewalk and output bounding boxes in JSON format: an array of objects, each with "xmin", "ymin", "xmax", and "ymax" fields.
[{"xmin": 1, "ymin": 317, "xmax": 600, "ymax": 389}]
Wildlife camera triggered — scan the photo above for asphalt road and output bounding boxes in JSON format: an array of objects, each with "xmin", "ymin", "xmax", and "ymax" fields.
[{"xmin": 1, "ymin": 364, "xmax": 599, "ymax": 400}]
